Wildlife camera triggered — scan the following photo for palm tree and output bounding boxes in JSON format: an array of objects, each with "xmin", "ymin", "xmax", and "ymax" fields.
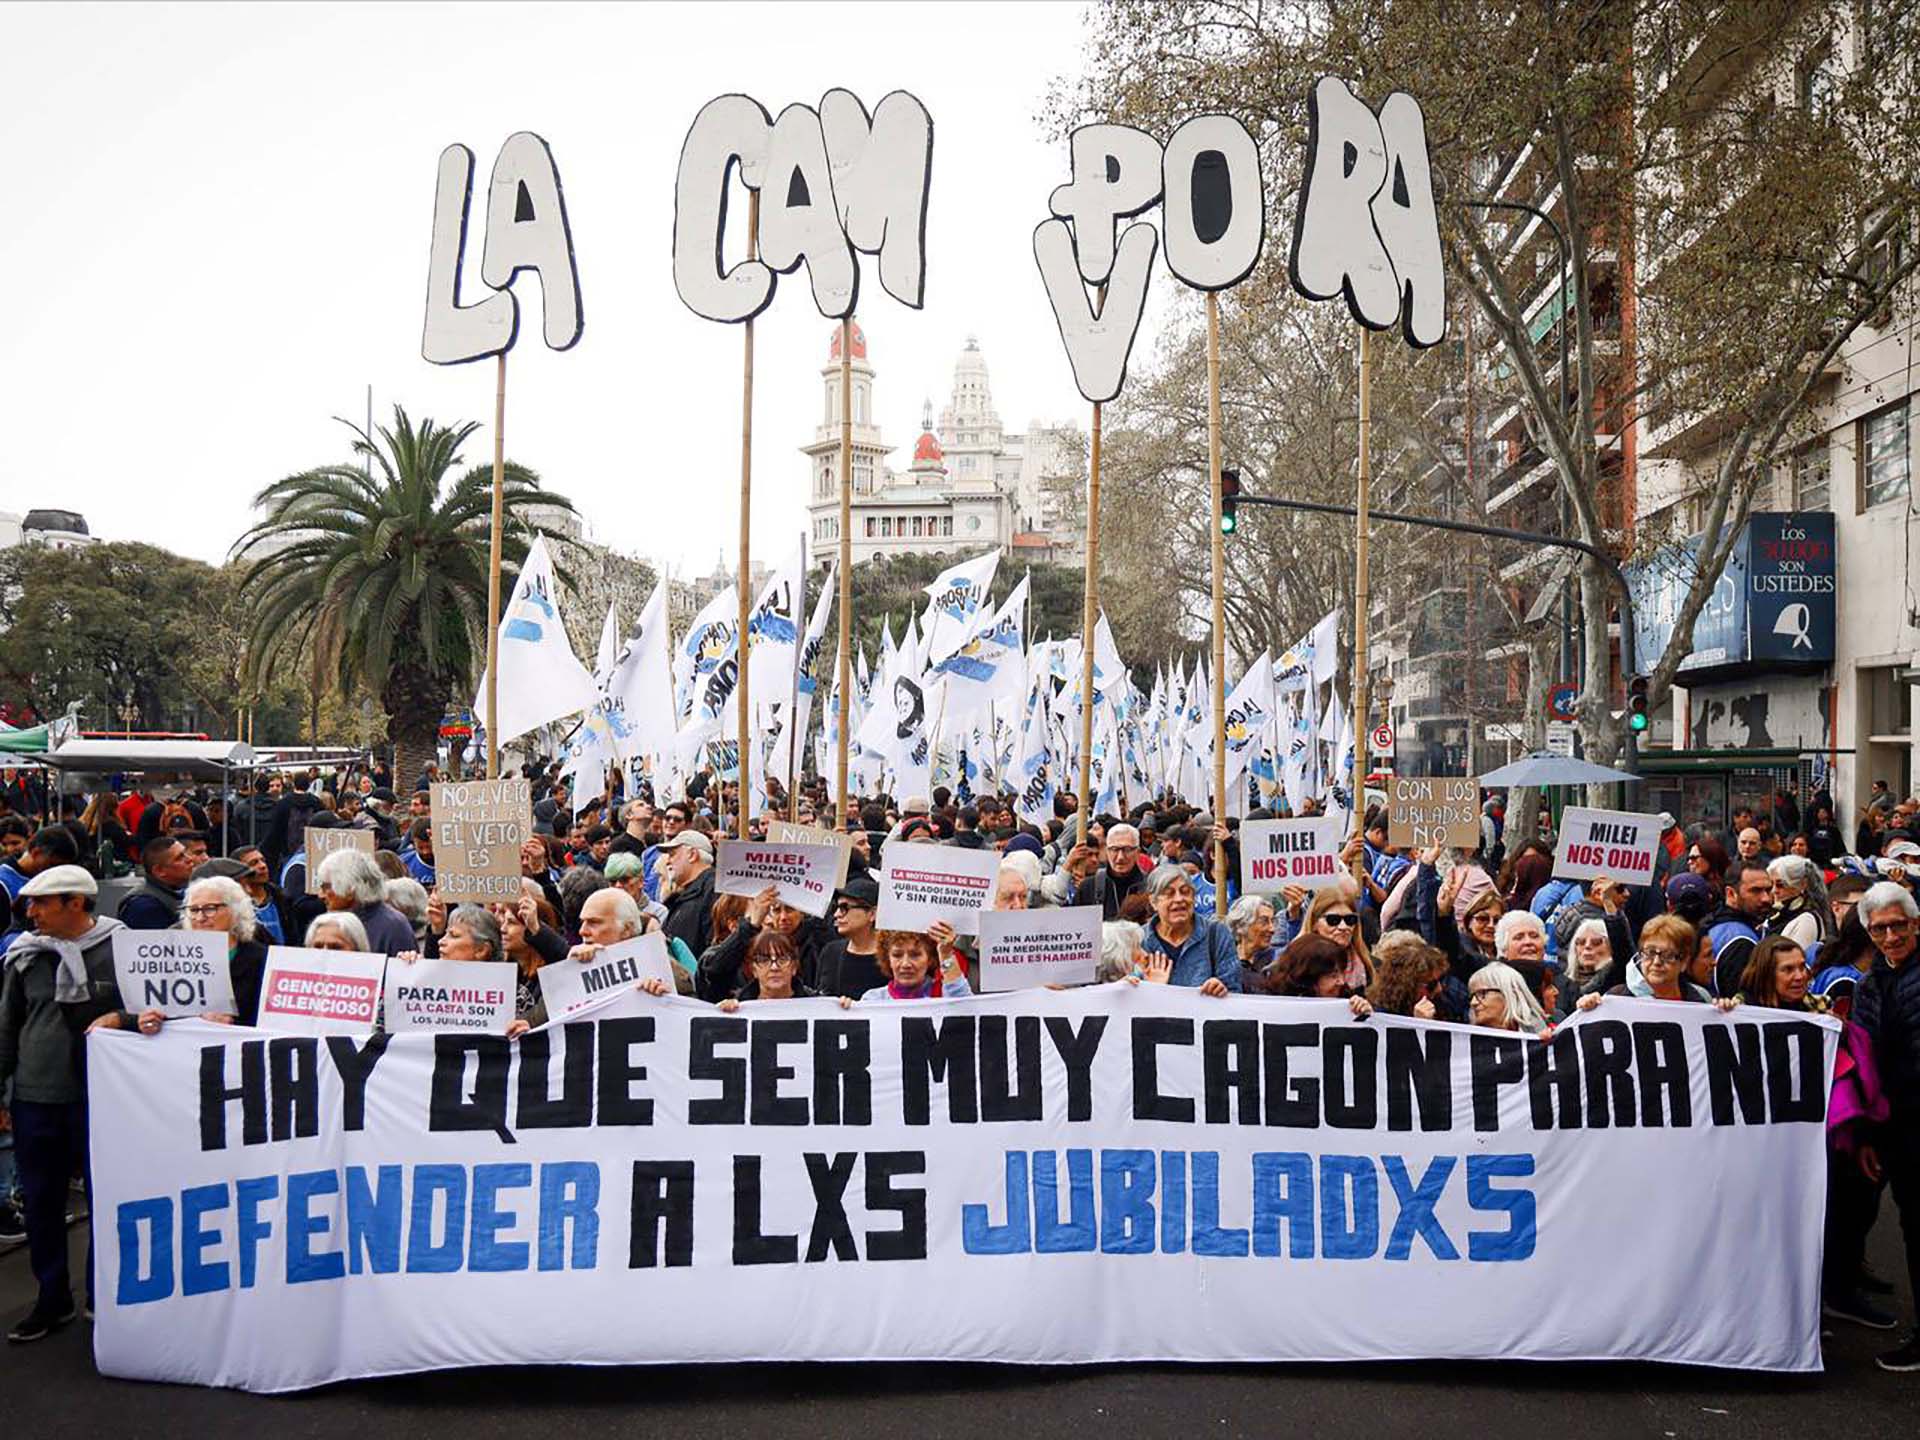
[{"xmin": 234, "ymin": 406, "xmax": 576, "ymax": 786}]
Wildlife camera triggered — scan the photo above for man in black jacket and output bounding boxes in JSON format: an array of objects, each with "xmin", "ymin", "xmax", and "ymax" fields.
[
  {"xmin": 118, "ymin": 835, "xmax": 192, "ymax": 930},
  {"xmin": 1070, "ymin": 822, "xmax": 1148, "ymax": 919},
  {"xmin": 262, "ymin": 773, "xmax": 323, "ymax": 877},
  {"xmin": 1856, "ymin": 880, "xmax": 1920, "ymax": 1372},
  {"xmin": 659, "ymin": 831, "xmax": 717, "ymax": 957}
]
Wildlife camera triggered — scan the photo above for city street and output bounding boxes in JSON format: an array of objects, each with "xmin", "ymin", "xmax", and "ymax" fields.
[{"xmin": 2, "ymin": 1216, "xmax": 1914, "ymax": 1437}]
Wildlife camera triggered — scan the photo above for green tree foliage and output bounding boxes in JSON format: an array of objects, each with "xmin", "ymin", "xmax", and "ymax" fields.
[{"xmin": 233, "ymin": 407, "xmax": 577, "ymax": 783}]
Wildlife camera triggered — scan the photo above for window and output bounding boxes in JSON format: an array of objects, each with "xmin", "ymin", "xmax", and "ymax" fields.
[
  {"xmin": 1793, "ymin": 441, "xmax": 1830, "ymax": 511},
  {"xmin": 1865, "ymin": 665, "xmax": 1913, "ymax": 739},
  {"xmin": 942, "ymin": 516, "xmax": 953, "ymax": 536},
  {"xmin": 865, "ymin": 517, "xmax": 876, "ymax": 538},
  {"xmin": 881, "ymin": 517, "xmax": 893, "ymax": 538},
  {"xmin": 1798, "ymin": 40, "xmax": 1841, "ymax": 116},
  {"xmin": 856, "ymin": 385, "xmax": 868, "ymax": 423},
  {"xmin": 1862, "ymin": 208, "xmax": 1906, "ymax": 323},
  {"xmin": 1861, "ymin": 401, "xmax": 1910, "ymax": 508},
  {"xmin": 911, "ymin": 516, "xmax": 925, "ymax": 537}
]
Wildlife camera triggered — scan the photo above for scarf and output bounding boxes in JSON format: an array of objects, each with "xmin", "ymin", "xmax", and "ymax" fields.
[
  {"xmin": 887, "ymin": 975, "xmax": 941, "ymax": 1000},
  {"xmin": 8, "ymin": 916, "xmax": 125, "ymax": 1002}
]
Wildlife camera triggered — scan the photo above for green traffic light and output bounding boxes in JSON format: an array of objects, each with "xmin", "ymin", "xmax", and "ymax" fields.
[
  {"xmin": 1221, "ymin": 511, "xmax": 1237, "ymax": 535},
  {"xmin": 1629, "ymin": 711, "xmax": 1649, "ymax": 733}
]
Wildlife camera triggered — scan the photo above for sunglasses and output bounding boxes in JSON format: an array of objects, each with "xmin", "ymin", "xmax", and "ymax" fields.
[{"xmin": 1322, "ymin": 913, "xmax": 1359, "ymax": 928}]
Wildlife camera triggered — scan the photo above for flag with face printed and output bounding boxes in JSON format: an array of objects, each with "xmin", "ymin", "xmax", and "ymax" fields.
[
  {"xmin": 673, "ymin": 585, "xmax": 739, "ymax": 732},
  {"xmin": 931, "ymin": 573, "xmax": 1027, "ymax": 720},
  {"xmin": 473, "ymin": 535, "xmax": 599, "ymax": 744}
]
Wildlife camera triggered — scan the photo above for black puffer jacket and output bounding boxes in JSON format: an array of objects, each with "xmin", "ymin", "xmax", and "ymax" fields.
[{"xmin": 1855, "ymin": 956, "xmax": 1920, "ymax": 1117}]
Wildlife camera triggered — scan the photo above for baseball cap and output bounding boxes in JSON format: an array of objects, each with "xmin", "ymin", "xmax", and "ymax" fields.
[
  {"xmin": 19, "ymin": 864, "xmax": 98, "ymax": 899},
  {"xmin": 1665, "ymin": 873, "xmax": 1714, "ymax": 908},
  {"xmin": 660, "ymin": 831, "xmax": 714, "ymax": 860},
  {"xmin": 1657, "ymin": 812, "xmax": 1676, "ymax": 831},
  {"xmin": 1886, "ymin": 840, "xmax": 1920, "ymax": 861},
  {"xmin": 835, "ymin": 875, "xmax": 880, "ymax": 909},
  {"xmin": 192, "ymin": 857, "xmax": 253, "ymax": 883}
]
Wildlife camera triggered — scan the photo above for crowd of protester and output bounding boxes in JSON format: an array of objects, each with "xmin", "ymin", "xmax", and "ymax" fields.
[{"xmin": 0, "ymin": 761, "xmax": 1917, "ymax": 1374}]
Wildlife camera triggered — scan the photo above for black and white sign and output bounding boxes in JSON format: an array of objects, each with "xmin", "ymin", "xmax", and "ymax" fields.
[
  {"xmin": 537, "ymin": 934, "xmax": 677, "ymax": 1021},
  {"xmin": 877, "ymin": 840, "xmax": 1001, "ymax": 935},
  {"xmin": 1239, "ymin": 817, "xmax": 1346, "ymax": 895},
  {"xmin": 976, "ymin": 906, "xmax": 1101, "ymax": 991},
  {"xmin": 714, "ymin": 839, "xmax": 842, "ymax": 917},
  {"xmin": 110, "ymin": 931, "xmax": 232, "ymax": 1018}
]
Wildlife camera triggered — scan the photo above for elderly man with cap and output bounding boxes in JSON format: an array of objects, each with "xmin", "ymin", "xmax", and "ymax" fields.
[
  {"xmin": 659, "ymin": 829, "xmax": 718, "ymax": 957},
  {"xmin": 0, "ymin": 866, "xmax": 138, "ymax": 1343}
]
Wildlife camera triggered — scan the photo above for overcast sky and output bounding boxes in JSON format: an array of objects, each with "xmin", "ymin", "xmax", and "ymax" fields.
[{"xmin": 3, "ymin": 1, "xmax": 1117, "ymax": 579}]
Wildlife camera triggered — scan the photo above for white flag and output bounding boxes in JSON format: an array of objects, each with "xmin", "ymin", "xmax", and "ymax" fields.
[
  {"xmin": 605, "ymin": 579, "xmax": 676, "ymax": 761},
  {"xmin": 929, "ymin": 573, "xmax": 1028, "ymax": 720},
  {"xmin": 593, "ymin": 602, "xmax": 620, "ymax": 689},
  {"xmin": 1186, "ymin": 652, "xmax": 1275, "ymax": 787},
  {"xmin": 745, "ymin": 542, "xmax": 806, "ymax": 699},
  {"xmin": 921, "ymin": 551, "xmax": 1000, "ymax": 667},
  {"xmin": 474, "ymin": 535, "xmax": 599, "ymax": 746}
]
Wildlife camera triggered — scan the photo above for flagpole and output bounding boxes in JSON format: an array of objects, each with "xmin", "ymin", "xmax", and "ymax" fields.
[
  {"xmin": 1350, "ymin": 327, "xmax": 1373, "ymax": 870},
  {"xmin": 788, "ymin": 528, "xmax": 806, "ymax": 822},
  {"xmin": 1206, "ymin": 292, "xmax": 1227, "ymax": 891},
  {"xmin": 485, "ymin": 350, "xmax": 507, "ymax": 780},
  {"xmin": 732, "ymin": 190, "xmax": 759, "ymax": 842},
  {"xmin": 834, "ymin": 316, "xmax": 855, "ymax": 828}
]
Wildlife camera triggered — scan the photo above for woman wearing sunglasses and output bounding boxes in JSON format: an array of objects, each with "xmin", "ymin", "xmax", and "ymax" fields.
[{"xmin": 1302, "ymin": 882, "xmax": 1372, "ymax": 991}]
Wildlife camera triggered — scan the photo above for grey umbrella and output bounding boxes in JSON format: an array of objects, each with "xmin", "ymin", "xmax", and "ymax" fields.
[{"xmin": 1478, "ymin": 752, "xmax": 1642, "ymax": 788}]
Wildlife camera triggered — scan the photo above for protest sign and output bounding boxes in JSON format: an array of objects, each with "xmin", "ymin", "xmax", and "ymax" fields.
[
  {"xmin": 255, "ymin": 946, "xmax": 385, "ymax": 1036},
  {"xmin": 382, "ymin": 959, "xmax": 517, "ymax": 1035},
  {"xmin": 303, "ymin": 826, "xmax": 374, "ymax": 894},
  {"xmin": 432, "ymin": 779, "xmax": 532, "ymax": 901},
  {"xmin": 877, "ymin": 840, "xmax": 1001, "ymax": 935},
  {"xmin": 536, "ymin": 933, "xmax": 677, "ymax": 1021},
  {"xmin": 91, "ymin": 991, "xmax": 1835, "ymax": 1391},
  {"xmin": 1238, "ymin": 817, "xmax": 1346, "ymax": 895},
  {"xmin": 976, "ymin": 905, "xmax": 1101, "ymax": 991},
  {"xmin": 765, "ymin": 819, "xmax": 855, "ymax": 888},
  {"xmin": 1553, "ymin": 807, "xmax": 1661, "ymax": 887},
  {"xmin": 714, "ymin": 838, "xmax": 841, "ymax": 917},
  {"xmin": 110, "ymin": 931, "xmax": 233, "ymax": 1018},
  {"xmin": 1389, "ymin": 776, "xmax": 1481, "ymax": 850}
]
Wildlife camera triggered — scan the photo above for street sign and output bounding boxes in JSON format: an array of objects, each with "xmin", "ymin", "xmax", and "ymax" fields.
[
  {"xmin": 1546, "ymin": 681, "xmax": 1578, "ymax": 722},
  {"xmin": 1545, "ymin": 721, "xmax": 1576, "ymax": 758},
  {"xmin": 1369, "ymin": 723, "xmax": 1394, "ymax": 755}
]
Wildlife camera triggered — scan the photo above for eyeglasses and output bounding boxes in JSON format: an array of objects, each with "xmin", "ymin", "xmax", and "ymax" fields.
[
  {"xmin": 1639, "ymin": 948, "xmax": 1681, "ymax": 966},
  {"xmin": 834, "ymin": 901, "xmax": 870, "ymax": 914},
  {"xmin": 184, "ymin": 903, "xmax": 230, "ymax": 918},
  {"xmin": 756, "ymin": 955, "xmax": 797, "ymax": 969},
  {"xmin": 1322, "ymin": 913, "xmax": 1359, "ymax": 928},
  {"xmin": 1468, "ymin": 989, "xmax": 1499, "ymax": 1005},
  {"xmin": 1867, "ymin": 919, "xmax": 1916, "ymax": 937},
  {"xmin": 1687, "ymin": 851, "xmax": 1703, "ymax": 862}
]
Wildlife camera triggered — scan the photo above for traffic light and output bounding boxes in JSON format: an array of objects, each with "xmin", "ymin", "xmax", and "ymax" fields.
[
  {"xmin": 1627, "ymin": 673, "xmax": 1650, "ymax": 733},
  {"xmin": 1220, "ymin": 468, "xmax": 1241, "ymax": 535}
]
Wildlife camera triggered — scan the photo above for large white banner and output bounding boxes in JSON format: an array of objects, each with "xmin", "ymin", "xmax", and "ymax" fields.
[{"xmin": 88, "ymin": 993, "xmax": 1834, "ymax": 1392}]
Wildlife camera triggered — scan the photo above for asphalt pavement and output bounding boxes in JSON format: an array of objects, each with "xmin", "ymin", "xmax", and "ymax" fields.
[{"xmin": 2, "ymin": 1209, "xmax": 1915, "ymax": 1439}]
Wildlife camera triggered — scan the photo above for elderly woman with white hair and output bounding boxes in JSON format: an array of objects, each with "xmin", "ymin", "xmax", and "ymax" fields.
[
  {"xmin": 139, "ymin": 874, "xmax": 271, "ymax": 1029},
  {"xmin": 385, "ymin": 878, "xmax": 431, "ymax": 945},
  {"xmin": 1767, "ymin": 854, "xmax": 1832, "ymax": 951},
  {"xmin": 316, "ymin": 848, "xmax": 416, "ymax": 956},
  {"xmin": 306, "ymin": 909, "xmax": 371, "ymax": 952},
  {"xmin": 1466, "ymin": 960, "xmax": 1550, "ymax": 1034},
  {"xmin": 1559, "ymin": 916, "xmax": 1617, "ymax": 1020}
]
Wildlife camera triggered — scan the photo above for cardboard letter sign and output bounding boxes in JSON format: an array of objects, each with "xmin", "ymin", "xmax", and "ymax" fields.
[
  {"xmin": 382, "ymin": 958, "xmax": 517, "ymax": 1034},
  {"xmin": 1239, "ymin": 817, "xmax": 1346, "ymax": 895},
  {"xmin": 537, "ymin": 934, "xmax": 677, "ymax": 1023},
  {"xmin": 432, "ymin": 779, "xmax": 532, "ymax": 901},
  {"xmin": 1553, "ymin": 807, "xmax": 1661, "ymax": 888},
  {"xmin": 715, "ymin": 839, "xmax": 841, "ymax": 917},
  {"xmin": 877, "ymin": 840, "xmax": 1002, "ymax": 935},
  {"xmin": 111, "ymin": 931, "xmax": 233, "ymax": 1018},
  {"xmin": 1389, "ymin": 776, "xmax": 1481, "ymax": 850},
  {"xmin": 304, "ymin": 826, "xmax": 375, "ymax": 895},
  {"xmin": 257, "ymin": 946, "xmax": 386, "ymax": 1036},
  {"xmin": 976, "ymin": 906, "xmax": 1101, "ymax": 991},
  {"xmin": 765, "ymin": 819, "xmax": 855, "ymax": 888}
]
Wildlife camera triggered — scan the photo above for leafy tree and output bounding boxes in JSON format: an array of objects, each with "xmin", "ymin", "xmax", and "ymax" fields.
[
  {"xmin": 234, "ymin": 407, "xmax": 577, "ymax": 785},
  {"xmin": 1059, "ymin": 0, "xmax": 1920, "ymax": 769}
]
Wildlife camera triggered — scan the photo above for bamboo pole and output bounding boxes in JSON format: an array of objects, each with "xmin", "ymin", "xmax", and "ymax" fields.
[
  {"xmin": 788, "ymin": 528, "xmax": 805, "ymax": 822},
  {"xmin": 485, "ymin": 351, "xmax": 507, "ymax": 779},
  {"xmin": 735, "ymin": 190, "xmax": 759, "ymax": 842},
  {"xmin": 1205, "ymin": 293, "xmax": 1227, "ymax": 890},
  {"xmin": 834, "ymin": 317, "xmax": 854, "ymax": 828},
  {"xmin": 1351, "ymin": 328, "xmax": 1373, "ymax": 862},
  {"xmin": 1076, "ymin": 399, "xmax": 1102, "ymax": 847}
]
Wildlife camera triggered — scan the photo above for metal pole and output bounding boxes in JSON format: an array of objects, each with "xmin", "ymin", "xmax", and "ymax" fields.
[
  {"xmin": 485, "ymin": 352, "xmax": 506, "ymax": 780},
  {"xmin": 1206, "ymin": 294, "xmax": 1228, "ymax": 888},
  {"xmin": 834, "ymin": 318, "xmax": 854, "ymax": 827},
  {"xmin": 1350, "ymin": 329, "xmax": 1373, "ymax": 863},
  {"xmin": 735, "ymin": 190, "xmax": 758, "ymax": 842}
]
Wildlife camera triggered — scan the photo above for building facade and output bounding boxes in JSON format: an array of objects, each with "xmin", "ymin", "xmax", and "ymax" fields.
[{"xmin": 802, "ymin": 326, "xmax": 1084, "ymax": 569}]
